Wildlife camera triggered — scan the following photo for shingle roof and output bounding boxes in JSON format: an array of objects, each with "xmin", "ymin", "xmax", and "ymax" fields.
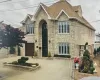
[{"xmin": 41, "ymin": 0, "xmax": 95, "ymax": 31}]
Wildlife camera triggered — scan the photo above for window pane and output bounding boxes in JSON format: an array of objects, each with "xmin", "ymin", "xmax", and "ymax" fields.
[
  {"xmin": 59, "ymin": 45, "xmax": 61, "ymax": 54},
  {"xmin": 62, "ymin": 23, "xmax": 63, "ymax": 33},
  {"xmin": 67, "ymin": 24, "xmax": 69, "ymax": 33},
  {"xmin": 67, "ymin": 44, "xmax": 69, "ymax": 54},
  {"xmin": 58, "ymin": 21, "xmax": 69, "ymax": 33},
  {"xmin": 65, "ymin": 44, "xmax": 67, "ymax": 54},
  {"xmin": 58, "ymin": 22, "xmax": 61, "ymax": 33}
]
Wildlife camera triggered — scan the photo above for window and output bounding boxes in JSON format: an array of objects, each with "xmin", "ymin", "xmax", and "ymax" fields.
[
  {"xmin": 58, "ymin": 43, "xmax": 69, "ymax": 55},
  {"xmin": 26, "ymin": 23, "xmax": 34, "ymax": 34},
  {"xmin": 58, "ymin": 21, "xmax": 69, "ymax": 33}
]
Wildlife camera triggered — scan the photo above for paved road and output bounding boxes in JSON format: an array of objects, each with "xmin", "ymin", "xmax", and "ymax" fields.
[{"xmin": 0, "ymin": 57, "xmax": 73, "ymax": 80}]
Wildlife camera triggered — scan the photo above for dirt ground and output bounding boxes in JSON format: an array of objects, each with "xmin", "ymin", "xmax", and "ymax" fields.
[{"xmin": 74, "ymin": 56, "xmax": 100, "ymax": 80}]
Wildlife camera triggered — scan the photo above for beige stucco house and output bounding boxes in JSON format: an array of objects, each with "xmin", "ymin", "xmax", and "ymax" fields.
[{"xmin": 20, "ymin": 0, "xmax": 95, "ymax": 58}]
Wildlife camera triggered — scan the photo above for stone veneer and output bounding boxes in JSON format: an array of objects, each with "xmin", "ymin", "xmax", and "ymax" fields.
[{"xmin": 20, "ymin": 7, "xmax": 95, "ymax": 58}]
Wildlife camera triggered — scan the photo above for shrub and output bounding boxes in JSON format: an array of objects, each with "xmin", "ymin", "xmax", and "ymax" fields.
[
  {"xmin": 78, "ymin": 42, "xmax": 95, "ymax": 74},
  {"xmin": 54, "ymin": 54, "xmax": 71, "ymax": 58},
  {"xmin": 9, "ymin": 46, "xmax": 16, "ymax": 54},
  {"xmin": 18, "ymin": 57, "xmax": 29, "ymax": 64},
  {"xmin": 21, "ymin": 57, "xmax": 29, "ymax": 61},
  {"xmin": 18, "ymin": 59, "xmax": 25, "ymax": 64},
  {"xmin": 83, "ymin": 50, "xmax": 90, "ymax": 59},
  {"xmin": 90, "ymin": 67, "xmax": 95, "ymax": 74},
  {"xmin": 82, "ymin": 66, "xmax": 89, "ymax": 73},
  {"xmin": 48, "ymin": 52, "xmax": 51, "ymax": 57}
]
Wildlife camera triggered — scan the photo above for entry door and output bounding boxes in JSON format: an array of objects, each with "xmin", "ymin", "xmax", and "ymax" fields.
[
  {"xmin": 42, "ymin": 22, "xmax": 48, "ymax": 57},
  {"xmin": 25, "ymin": 43, "xmax": 34, "ymax": 56}
]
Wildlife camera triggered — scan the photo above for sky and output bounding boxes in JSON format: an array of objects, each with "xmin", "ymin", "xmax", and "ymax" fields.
[{"xmin": 0, "ymin": 0, "xmax": 100, "ymax": 33}]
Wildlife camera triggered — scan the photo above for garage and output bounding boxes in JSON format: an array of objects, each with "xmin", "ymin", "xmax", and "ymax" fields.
[{"xmin": 25, "ymin": 43, "xmax": 34, "ymax": 56}]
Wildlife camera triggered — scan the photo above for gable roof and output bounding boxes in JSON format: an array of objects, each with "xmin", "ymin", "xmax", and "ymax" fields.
[
  {"xmin": 73, "ymin": 5, "xmax": 81, "ymax": 12},
  {"xmin": 38, "ymin": 0, "xmax": 95, "ymax": 31},
  {"xmin": 21, "ymin": 14, "xmax": 33, "ymax": 24}
]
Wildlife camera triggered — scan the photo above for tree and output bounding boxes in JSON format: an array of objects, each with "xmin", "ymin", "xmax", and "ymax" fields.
[{"xmin": 0, "ymin": 25, "xmax": 26, "ymax": 49}]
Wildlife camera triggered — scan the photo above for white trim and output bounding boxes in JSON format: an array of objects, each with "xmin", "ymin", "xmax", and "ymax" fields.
[
  {"xmin": 34, "ymin": 3, "xmax": 51, "ymax": 19},
  {"xmin": 21, "ymin": 14, "xmax": 33, "ymax": 24},
  {"xmin": 56, "ymin": 9, "xmax": 70, "ymax": 19}
]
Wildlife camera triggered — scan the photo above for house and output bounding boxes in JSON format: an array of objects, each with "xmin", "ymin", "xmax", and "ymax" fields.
[
  {"xmin": 94, "ymin": 33, "xmax": 100, "ymax": 49},
  {"xmin": 20, "ymin": 0, "xmax": 95, "ymax": 57}
]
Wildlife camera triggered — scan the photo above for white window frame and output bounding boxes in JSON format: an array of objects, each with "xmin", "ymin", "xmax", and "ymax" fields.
[
  {"xmin": 58, "ymin": 42, "xmax": 69, "ymax": 55},
  {"xmin": 58, "ymin": 21, "xmax": 69, "ymax": 34}
]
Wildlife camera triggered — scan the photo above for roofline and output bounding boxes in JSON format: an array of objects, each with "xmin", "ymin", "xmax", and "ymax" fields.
[
  {"xmin": 51, "ymin": 9, "xmax": 95, "ymax": 31},
  {"xmin": 69, "ymin": 18, "xmax": 95, "ymax": 31},
  {"xmin": 20, "ymin": 14, "xmax": 33, "ymax": 24},
  {"xmin": 56, "ymin": 9, "xmax": 70, "ymax": 19},
  {"xmin": 34, "ymin": 3, "xmax": 51, "ymax": 19}
]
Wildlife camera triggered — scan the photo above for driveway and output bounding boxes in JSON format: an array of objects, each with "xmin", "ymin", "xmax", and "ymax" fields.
[{"xmin": 0, "ymin": 57, "xmax": 73, "ymax": 80}]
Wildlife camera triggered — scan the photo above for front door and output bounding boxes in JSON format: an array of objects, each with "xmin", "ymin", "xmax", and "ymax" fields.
[
  {"xmin": 42, "ymin": 22, "xmax": 48, "ymax": 57},
  {"xmin": 25, "ymin": 43, "xmax": 34, "ymax": 56}
]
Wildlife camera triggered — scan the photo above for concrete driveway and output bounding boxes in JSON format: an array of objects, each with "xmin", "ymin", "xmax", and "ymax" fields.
[{"xmin": 0, "ymin": 57, "xmax": 73, "ymax": 80}]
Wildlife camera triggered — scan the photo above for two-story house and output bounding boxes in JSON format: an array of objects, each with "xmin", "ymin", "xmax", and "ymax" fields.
[{"xmin": 20, "ymin": 0, "xmax": 95, "ymax": 57}]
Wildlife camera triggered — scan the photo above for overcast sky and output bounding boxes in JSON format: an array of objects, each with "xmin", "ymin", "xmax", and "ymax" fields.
[{"xmin": 0, "ymin": 0, "xmax": 100, "ymax": 33}]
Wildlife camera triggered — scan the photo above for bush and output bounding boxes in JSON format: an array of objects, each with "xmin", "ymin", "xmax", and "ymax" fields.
[
  {"xmin": 18, "ymin": 57, "xmax": 29, "ymax": 64},
  {"xmin": 9, "ymin": 46, "xmax": 16, "ymax": 54},
  {"xmin": 18, "ymin": 59, "xmax": 25, "ymax": 64},
  {"xmin": 82, "ymin": 66, "xmax": 89, "ymax": 73},
  {"xmin": 54, "ymin": 54, "xmax": 71, "ymax": 58},
  {"xmin": 83, "ymin": 50, "xmax": 90, "ymax": 59},
  {"xmin": 21, "ymin": 57, "xmax": 29, "ymax": 61},
  {"xmin": 90, "ymin": 67, "xmax": 95, "ymax": 74}
]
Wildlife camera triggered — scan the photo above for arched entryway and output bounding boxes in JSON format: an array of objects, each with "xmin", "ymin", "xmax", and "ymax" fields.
[{"xmin": 39, "ymin": 20, "xmax": 48, "ymax": 57}]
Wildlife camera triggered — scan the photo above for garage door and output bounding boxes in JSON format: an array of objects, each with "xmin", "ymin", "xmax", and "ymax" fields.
[{"xmin": 25, "ymin": 43, "xmax": 34, "ymax": 56}]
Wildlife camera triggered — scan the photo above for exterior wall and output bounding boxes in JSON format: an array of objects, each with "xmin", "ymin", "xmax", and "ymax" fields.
[
  {"xmin": 34, "ymin": 7, "xmax": 50, "ymax": 57},
  {"xmin": 20, "ymin": 7, "xmax": 95, "ymax": 58}
]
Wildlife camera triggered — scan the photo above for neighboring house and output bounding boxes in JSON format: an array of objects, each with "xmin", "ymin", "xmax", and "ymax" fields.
[
  {"xmin": 94, "ymin": 33, "xmax": 100, "ymax": 49},
  {"xmin": 20, "ymin": 0, "xmax": 95, "ymax": 57}
]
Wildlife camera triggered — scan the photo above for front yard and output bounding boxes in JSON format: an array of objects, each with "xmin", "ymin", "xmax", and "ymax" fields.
[{"xmin": 0, "ymin": 57, "xmax": 73, "ymax": 80}]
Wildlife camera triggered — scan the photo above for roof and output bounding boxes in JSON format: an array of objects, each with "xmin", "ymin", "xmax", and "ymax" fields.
[
  {"xmin": 73, "ymin": 5, "xmax": 81, "ymax": 12},
  {"xmin": 39, "ymin": 0, "xmax": 95, "ymax": 31},
  {"xmin": 21, "ymin": 14, "xmax": 33, "ymax": 24}
]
